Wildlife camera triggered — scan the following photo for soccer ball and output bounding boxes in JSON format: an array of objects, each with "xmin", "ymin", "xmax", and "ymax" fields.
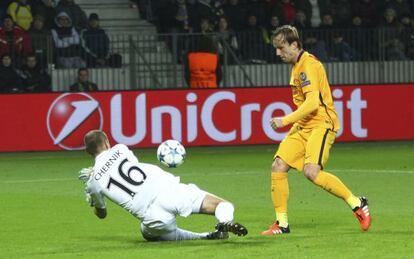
[{"xmin": 157, "ymin": 140, "xmax": 186, "ymax": 168}]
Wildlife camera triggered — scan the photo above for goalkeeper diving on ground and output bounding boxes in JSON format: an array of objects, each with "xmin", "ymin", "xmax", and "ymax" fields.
[{"xmin": 78, "ymin": 130, "xmax": 248, "ymax": 241}]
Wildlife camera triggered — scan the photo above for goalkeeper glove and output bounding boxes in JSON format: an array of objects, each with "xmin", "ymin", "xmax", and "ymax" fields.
[
  {"xmin": 78, "ymin": 167, "xmax": 94, "ymax": 184},
  {"xmin": 85, "ymin": 190, "xmax": 95, "ymax": 207}
]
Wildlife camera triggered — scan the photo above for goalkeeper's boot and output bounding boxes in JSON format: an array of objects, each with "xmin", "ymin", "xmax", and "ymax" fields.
[
  {"xmin": 215, "ymin": 221, "xmax": 248, "ymax": 236},
  {"xmin": 206, "ymin": 230, "xmax": 229, "ymax": 240},
  {"xmin": 261, "ymin": 221, "xmax": 290, "ymax": 235},
  {"xmin": 353, "ymin": 196, "xmax": 371, "ymax": 231}
]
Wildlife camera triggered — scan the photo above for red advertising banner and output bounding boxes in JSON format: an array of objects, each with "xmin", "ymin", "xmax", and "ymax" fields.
[{"xmin": 0, "ymin": 84, "xmax": 413, "ymax": 152}]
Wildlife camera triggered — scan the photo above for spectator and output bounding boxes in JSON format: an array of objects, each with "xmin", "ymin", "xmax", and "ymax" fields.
[
  {"xmin": 241, "ymin": 14, "xmax": 267, "ymax": 63},
  {"xmin": 263, "ymin": 15, "xmax": 281, "ymax": 45},
  {"xmin": 199, "ymin": 17, "xmax": 213, "ymax": 34},
  {"xmin": 399, "ymin": 14, "xmax": 414, "ymax": 59},
  {"xmin": 400, "ymin": 14, "xmax": 414, "ymax": 29},
  {"xmin": 293, "ymin": 10, "xmax": 311, "ymax": 30},
  {"xmin": 386, "ymin": 0, "xmax": 413, "ymax": 20},
  {"xmin": 70, "ymin": 68, "xmax": 98, "ymax": 92},
  {"xmin": 329, "ymin": 32, "xmax": 358, "ymax": 61},
  {"xmin": 0, "ymin": 1, "xmax": 14, "ymax": 26},
  {"xmin": 56, "ymin": 0, "xmax": 87, "ymax": 31},
  {"xmin": 0, "ymin": 54, "xmax": 23, "ymax": 93},
  {"xmin": 185, "ymin": 35, "xmax": 221, "ymax": 88},
  {"xmin": 51, "ymin": 11, "xmax": 86, "ymax": 68},
  {"xmin": 319, "ymin": 13, "xmax": 335, "ymax": 50},
  {"xmin": 160, "ymin": 0, "xmax": 192, "ymax": 33},
  {"xmin": 411, "ymin": 0, "xmax": 414, "ymax": 18},
  {"xmin": 174, "ymin": 0, "xmax": 191, "ymax": 32},
  {"xmin": 302, "ymin": 31, "xmax": 329, "ymax": 61},
  {"xmin": 216, "ymin": 16, "xmax": 239, "ymax": 64},
  {"xmin": 262, "ymin": 15, "xmax": 282, "ymax": 63},
  {"xmin": 351, "ymin": 0, "xmax": 379, "ymax": 28},
  {"xmin": 28, "ymin": 15, "xmax": 51, "ymax": 68},
  {"xmin": 192, "ymin": 0, "xmax": 219, "ymax": 31},
  {"xmin": 330, "ymin": 0, "xmax": 352, "ymax": 27},
  {"xmin": 222, "ymin": 0, "xmax": 247, "ymax": 31},
  {"xmin": 295, "ymin": 0, "xmax": 331, "ymax": 28},
  {"xmin": 81, "ymin": 13, "xmax": 110, "ymax": 67},
  {"xmin": 32, "ymin": 0, "xmax": 57, "ymax": 30},
  {"xmin": 246, "ymin": 0, "xmax": 267, "ymax": 26},
  {"xmin": 380, "ymin": 8, "xmax": 407, "ymax": 60},
  {"xmin": 7, "ymin": 0, "xmax": 33, "ymax": 31},
  {"xmin": 273, "ymin": 0, "xmax": 296, "ymax": 25},
  {"xmin": 0, "ymin": 15, "xmax": 32, "ymax": 67},
  {"xmin": 320, "ymin": 13, "xmax": 335, "ymax": 29},
  {"xmin": 404, "ymin": 25, "xmax": 414, "ymax": 59},
  {"xmin": 348, "ymin": 15, "xmax": 376, "ymax": 60},
  {"xmin": 20, "ymin": 54, "xmax": 51, "ymax": 92},
  {"xmin": 188, "ymin": 18, "xmax": 214, "ymax": 55}
]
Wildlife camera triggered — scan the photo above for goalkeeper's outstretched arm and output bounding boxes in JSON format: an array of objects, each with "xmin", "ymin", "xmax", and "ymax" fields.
[
  {"xmin": 88, "ymin": 190, "xmax": 107, "ymax": 219},
  {"xmin": 79, "ymin": 167, "xmax": 108, "ymax": 219}
]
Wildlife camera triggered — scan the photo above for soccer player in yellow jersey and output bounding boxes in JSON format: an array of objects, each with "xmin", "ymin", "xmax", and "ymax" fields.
[{"xmin": 261, "ymin": 25, "xmax": 371, "ymax": 235}]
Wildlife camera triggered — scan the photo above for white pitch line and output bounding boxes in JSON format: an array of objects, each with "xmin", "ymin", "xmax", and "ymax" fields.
[
  {"xmin": 2, "ymin": 178, "xmax": 75, "ymax": 184},
  {"xmin": 331, "ymin": 169, "xmax": 414, "ymax": 174},
  {"xmin": 1, "ymin": 168, "xmax": 413, "ymax": 184}
]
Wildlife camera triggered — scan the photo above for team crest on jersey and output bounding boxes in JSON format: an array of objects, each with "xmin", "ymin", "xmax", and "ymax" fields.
[
  {"xmin": 300, "ymin": 72, "xmax": 307, "ymax": 81},
  {"xmin": 299, "ymin": 72, "xmax": 311, "ymax": 87}
]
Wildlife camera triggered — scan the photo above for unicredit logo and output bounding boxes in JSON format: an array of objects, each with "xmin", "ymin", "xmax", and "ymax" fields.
[{"xmin": 47, "ymin": 93, "xmax": 103, "ymax": 150}]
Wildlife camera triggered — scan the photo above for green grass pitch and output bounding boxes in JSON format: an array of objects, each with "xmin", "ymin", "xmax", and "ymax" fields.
[{"xmin": 1, "ymin": 141, "xmax": 414, "ymax": 258}]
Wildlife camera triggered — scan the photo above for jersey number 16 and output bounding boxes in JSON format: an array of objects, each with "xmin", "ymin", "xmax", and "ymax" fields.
[{"xmin": 106, "ymin": 158, "xmax": 147, "ymax": 197}]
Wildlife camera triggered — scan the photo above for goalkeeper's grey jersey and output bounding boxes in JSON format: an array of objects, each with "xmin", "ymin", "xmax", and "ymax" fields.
[{"xmin": 86, "ymin": 144, "xmax": 180, "ymax": 220}]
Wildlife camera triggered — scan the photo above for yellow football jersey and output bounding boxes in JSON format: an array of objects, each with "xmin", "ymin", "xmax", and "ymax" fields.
[{"xmin": 284, "ymin": 51, "xmax": 340, "ymax": 131}]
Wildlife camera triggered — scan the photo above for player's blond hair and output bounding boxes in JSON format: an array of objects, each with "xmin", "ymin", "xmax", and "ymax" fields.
[
  {"xmin": 84, "ymin": 130, "xmax": 108, "ymax": 156},
  {"xmin": 272, "ymin": 25, "xmax": 302, "ymax": 49}
]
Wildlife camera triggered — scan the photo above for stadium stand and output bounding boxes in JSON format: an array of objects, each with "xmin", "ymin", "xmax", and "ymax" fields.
[{"xmin": 0, "ymin": 0, "xmax": 414, "ymax": 92}]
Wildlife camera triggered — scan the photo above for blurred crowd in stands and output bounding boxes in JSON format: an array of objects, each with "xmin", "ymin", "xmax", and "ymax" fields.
[
  {"xmin": 140, "ymin": 0, "xmax": 414, "ymax": 63},
  {"xmin": 0, "ymin": 0, "xmax": 113, "ymax": 93},
  {"xmin": 1, "ymin": 0, "xmax": 414, "ymax": 93}
]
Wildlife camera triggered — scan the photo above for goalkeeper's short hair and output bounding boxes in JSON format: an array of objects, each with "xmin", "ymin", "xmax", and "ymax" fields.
[{"xmin": 84, "ymin": 130, "xmax": 108, "ymax": 156}]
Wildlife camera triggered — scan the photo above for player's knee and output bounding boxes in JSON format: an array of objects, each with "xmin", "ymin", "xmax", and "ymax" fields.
[
  {"xmin": 200, "ymin": 194, "xmax": 225, "ymax": 214},
  {"xmin": 303, "ymin": 164, "xmax": 321, "ymax": 181},
  {"xmin": 272, "ymin": 157, "xmax": 289, "ymax": 172}
]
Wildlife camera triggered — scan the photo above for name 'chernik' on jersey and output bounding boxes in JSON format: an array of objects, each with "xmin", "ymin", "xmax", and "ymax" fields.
[{"xmin": 86, "ymin": 144, "xmax": 180, "ymax": 220}]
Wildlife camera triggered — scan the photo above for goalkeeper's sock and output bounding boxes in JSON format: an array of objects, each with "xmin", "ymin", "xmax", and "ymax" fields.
[
  {"xmin": 313, "ymin": 170, "xmax": 360, "ymax": 208},
  {"xmin": 215, "ymin": 201, "xmax": 234, "ymax": 223},
  {"xmin": 161, "ymin": 228, "xmax": 210, "ymax": 241},
  {"xmin": 271, "ymin": 172, "xmax": 289, "ymax": 227}
]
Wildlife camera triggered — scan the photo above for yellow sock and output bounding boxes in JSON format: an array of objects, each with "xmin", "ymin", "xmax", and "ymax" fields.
[
  {"xmin": 271, "ymin": 172, "xmax": 289, "ymax": 227},
  {"xmin": 313, "ymin": 170, "xmax": 360, "ymax": 209},
  {"xmin": 346, "ymin": 195, "xmax": 362, "ymax": 210}
]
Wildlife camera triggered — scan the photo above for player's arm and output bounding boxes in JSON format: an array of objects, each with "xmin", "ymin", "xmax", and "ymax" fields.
[
  {"xmin": 88, "ymin": 190, "xmax": 107, "ymax": 219},
  {"xmin": 85, "ymin": 179, "xmax": 107, "ymax": 219},
  {"xmin": 272, "ymin": 61, "xmax": 320, "ymax": 128},
  {"xmin": 281, "ymin": 89, "xmax": 319, "ymax": 126}
]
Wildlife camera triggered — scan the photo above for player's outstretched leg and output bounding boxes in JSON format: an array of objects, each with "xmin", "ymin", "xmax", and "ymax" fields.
[
  {"xmin": 310, "ymin": 167, "xmax": 372, "ymax": 231},
  {"xmin": 353, "ymin": 196, "xmax": 371, "ymax": 231},
  {"xmin": 141, "ymin": 224, "xmax": 213, "ymax": 241},
  {"xmin": 200, "ymin": 193, "xmax": 248, "ymax": 237},
  {"xmin": 215, "ymin": 221, "xmax": 248, "ymax": 236},
  {"xmin": 206, "ymin": 230, "xmax": 229, "ymax": 240}
]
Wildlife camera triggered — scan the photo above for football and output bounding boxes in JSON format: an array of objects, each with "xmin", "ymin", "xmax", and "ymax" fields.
[{"xmin": 157, "ymin": 140, "xmax": 186, "ymax": 168}]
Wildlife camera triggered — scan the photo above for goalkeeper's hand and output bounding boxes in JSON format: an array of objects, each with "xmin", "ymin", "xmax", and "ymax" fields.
[{"xmin": 78, "ymin": 167, "xmax": 94, "ymax": 184}]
